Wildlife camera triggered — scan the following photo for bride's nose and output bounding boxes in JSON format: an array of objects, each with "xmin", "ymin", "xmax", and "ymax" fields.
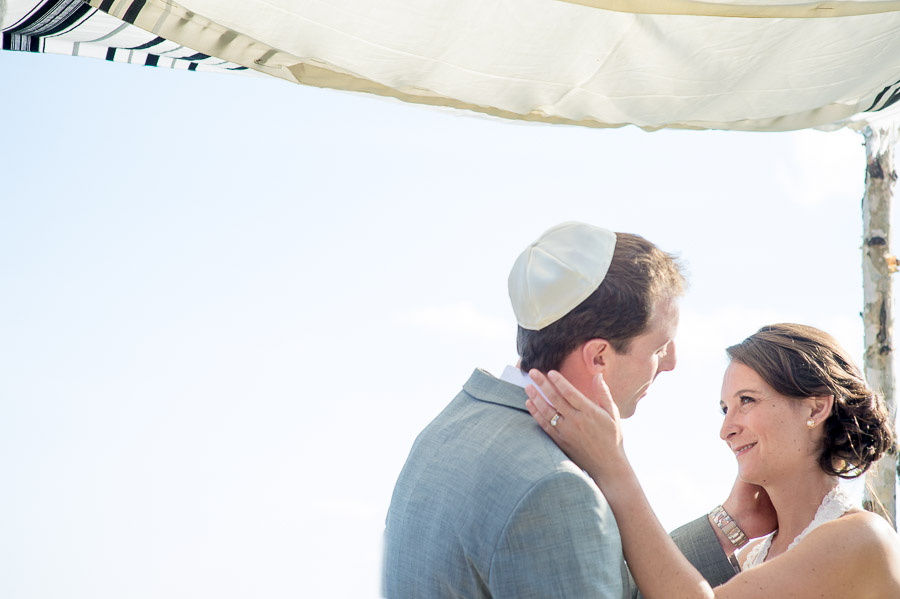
[{"xmin": 720, "ymin": 412, "xmax": 739, "ymax": 441}]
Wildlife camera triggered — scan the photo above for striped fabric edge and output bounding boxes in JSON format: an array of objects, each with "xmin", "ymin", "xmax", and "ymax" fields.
[
  {"xmin": 866, "ymin": 78, "xmax": 900, "ymax": 114},
  {"xmin": 2, "ymin": 0, "xmax": 251, "ymax": 74}
]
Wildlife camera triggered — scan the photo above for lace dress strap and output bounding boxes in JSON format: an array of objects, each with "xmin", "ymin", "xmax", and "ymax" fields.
[
  {"xmin": 742, "ymin": 534, "xmax": 774, "ymax": 569},
  {"xmin": 741, "ymin": 485, "xmax": 855, "ymax": 569}
]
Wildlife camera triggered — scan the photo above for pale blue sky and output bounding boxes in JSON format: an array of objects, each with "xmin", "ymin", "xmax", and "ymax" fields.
[{"xmin": 0, "ymin": 48, "xmax": 892, "ymax": 597}]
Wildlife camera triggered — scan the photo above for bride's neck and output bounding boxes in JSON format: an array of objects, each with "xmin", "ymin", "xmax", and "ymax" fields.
[{"xmin": 764, "ymin": 471, "xmax": 838, "ymax": 552}]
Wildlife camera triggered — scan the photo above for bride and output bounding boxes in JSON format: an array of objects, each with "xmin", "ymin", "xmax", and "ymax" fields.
[{"xmin": 526, "ymin": 323, "xmax": 900, "ymax": 599}]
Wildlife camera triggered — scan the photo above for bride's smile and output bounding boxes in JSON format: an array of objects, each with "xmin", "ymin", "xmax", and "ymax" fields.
[{"xmin": 719, "ymin": 361, "xmax": 829, "ymax": 486}]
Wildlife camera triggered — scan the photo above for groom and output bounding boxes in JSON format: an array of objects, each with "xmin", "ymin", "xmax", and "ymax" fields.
[{"xmin": 383, "ymin": 222, "xmax": 766, "ymax": 598}]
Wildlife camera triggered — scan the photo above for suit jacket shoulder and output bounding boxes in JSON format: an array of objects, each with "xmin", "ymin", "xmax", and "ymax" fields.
[{"xmin": 384, "ymin": 369, "xmax": 629, "ymax": 599}]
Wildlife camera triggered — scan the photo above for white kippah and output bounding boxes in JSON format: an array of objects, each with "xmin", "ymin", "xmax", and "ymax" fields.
[{"xmin": 508, "ymin": 222, "xmax": 617, "ymax": 331}]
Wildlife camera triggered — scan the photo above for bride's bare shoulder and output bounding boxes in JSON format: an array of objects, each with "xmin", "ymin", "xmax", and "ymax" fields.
[
  {"xmin": 762, "ymin": 511, "xmax": 900, "ymax": 598},
  {"xmin": 812, "ymin": 509, "xmax": 898, "ymax": 545},
  {"xmin": 834, "ymin": 509, "xmax": 899, "ymax": 542},
  {"xmin": 812, "ymin": 511, "xmax": 900, "ymax": 576}
]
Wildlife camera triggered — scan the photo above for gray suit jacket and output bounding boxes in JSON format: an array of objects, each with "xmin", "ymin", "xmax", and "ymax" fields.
[{"xmin": 383, "ymin": 369, "xmax": 734, "ymax": 598}]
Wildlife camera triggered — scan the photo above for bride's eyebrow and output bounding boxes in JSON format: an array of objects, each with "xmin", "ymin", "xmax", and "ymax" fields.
[{"xmin": 720, "ymin": 389, "xmax": 763, "ymax": 410}]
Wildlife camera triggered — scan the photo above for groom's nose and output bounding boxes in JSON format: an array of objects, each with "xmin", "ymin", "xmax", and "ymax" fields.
[{"xmin": 659, "ymin": 341, "xmax": 677, "ymax": 372}]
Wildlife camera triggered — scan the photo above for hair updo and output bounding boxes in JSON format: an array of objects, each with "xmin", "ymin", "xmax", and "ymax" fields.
[{"xmin": 726, "ymin": 323, "xmax": 896, "ymax": 479}]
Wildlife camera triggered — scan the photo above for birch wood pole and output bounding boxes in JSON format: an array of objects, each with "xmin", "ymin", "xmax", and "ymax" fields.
[{"xmin": 862, "ymin": 125, "xmax": 898, "ymax": 528}]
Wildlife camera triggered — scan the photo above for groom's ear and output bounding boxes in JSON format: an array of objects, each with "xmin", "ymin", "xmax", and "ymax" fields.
[{"xmin": 582, "ymin": 338, "xmax": 610, "ymax": 374}]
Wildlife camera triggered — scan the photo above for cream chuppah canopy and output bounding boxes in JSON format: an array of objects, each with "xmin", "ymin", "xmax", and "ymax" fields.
[{"xmin": 3, "ymin": 0, "xmax": 900, "ymax": 131}]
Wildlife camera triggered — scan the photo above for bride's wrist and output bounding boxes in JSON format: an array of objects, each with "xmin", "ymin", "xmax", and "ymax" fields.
[
  {"xmin": 590, "ymin": 460, "xmax": 638, "ymax": 503},
  {"xmin": 708, "ymin": 505, "xmax": 749, "ymax": 556}
]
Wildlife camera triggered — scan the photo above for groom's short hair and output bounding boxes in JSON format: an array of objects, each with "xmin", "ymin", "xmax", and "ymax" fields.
[{"xmin": 517, "ymin": 233, "xmax": 685, "ymax": 373}]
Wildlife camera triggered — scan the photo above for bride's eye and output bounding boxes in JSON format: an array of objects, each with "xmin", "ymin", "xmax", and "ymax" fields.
[{"xmin": 740, "ymin": 395, "xmax": 756, "ymax": 405}]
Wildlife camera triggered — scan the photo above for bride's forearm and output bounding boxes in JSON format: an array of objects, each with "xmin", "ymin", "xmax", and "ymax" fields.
[
  {"xmin": 589, "ymin": 463, "xmax": 716, "ymax": 599},
  {"xmin": 522, "ymin": 368, "xmax": 728, "ymax": 598}
]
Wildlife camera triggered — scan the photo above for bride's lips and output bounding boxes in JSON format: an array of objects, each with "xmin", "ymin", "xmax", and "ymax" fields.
[{"xmin": 732, "ymin": 442, "xmax": 757, "ymax": 457}]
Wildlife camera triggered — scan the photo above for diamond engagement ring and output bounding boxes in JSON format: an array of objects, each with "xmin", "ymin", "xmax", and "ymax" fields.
[{"xmin": 550, "ymin": 412, "xmax": 561, "ymax": 427}]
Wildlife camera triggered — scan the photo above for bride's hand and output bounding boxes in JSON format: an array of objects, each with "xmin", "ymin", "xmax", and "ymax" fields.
[
  {"xmin": 525, "ymin": 369, "xmax": 628, "ymax": 483},
  {"xmin": 723, "ymin": 478, "xmax": 777, "ymax": 540}
]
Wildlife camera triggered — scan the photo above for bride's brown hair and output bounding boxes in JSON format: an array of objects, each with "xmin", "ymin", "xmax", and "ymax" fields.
[{"xmin": 726, "ymin": 323, "xmax": 896, "ymax": 478}]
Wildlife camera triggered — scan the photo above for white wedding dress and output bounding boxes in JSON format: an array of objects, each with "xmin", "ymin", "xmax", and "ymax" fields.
[{"xmin": 743, "ymin": 485, "xmax": 856, "ymax": 568}]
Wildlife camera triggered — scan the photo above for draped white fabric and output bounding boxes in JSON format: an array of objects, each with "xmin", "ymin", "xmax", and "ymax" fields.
[{"xmin": 5, "ymin": 0, "xmax": 900, "ymax": 131}]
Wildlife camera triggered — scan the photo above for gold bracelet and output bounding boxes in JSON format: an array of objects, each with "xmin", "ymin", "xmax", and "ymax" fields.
[{"xmin": 710, "ymin": 505, "xmax": 750, "ymax": 549}]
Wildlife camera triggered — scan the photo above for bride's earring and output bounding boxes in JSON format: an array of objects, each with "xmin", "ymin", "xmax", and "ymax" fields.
[{"xmin": 807, "ymin": 418, "xmax": 815, "ymax": 429}]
